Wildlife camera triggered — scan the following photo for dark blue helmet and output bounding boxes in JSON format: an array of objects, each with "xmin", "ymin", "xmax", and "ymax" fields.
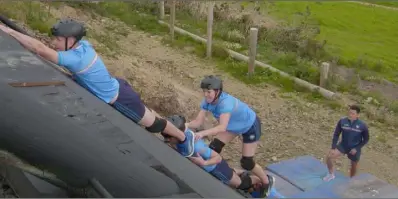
[
  {"xmin": 200, "ymin": 75, "xmax": 223, "ymax": 90},
  {"xmin": 161, "ymin": 115, "xmax": 186, "ymax": 139},
  {"xmin": 51, "ymin": 18, "xmax": 86, "ymax": 41}
]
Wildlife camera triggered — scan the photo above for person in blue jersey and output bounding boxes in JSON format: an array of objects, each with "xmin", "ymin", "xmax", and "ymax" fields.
[
  {"xmin": 161, "ymin": 115, "xmax": 269, "ymax": 197},
  {"xmin": 186, "ymin": 75, "xmax": 275, "ymax": 197},
  {"xmin": 0, "ymin": 19, "xmax": 195, "ymax": 157},
  {"xmin": 323, "ymin": 105, "xmax": 369, "ymax": 181}
]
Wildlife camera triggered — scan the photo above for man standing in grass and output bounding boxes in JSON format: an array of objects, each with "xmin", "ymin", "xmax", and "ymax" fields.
[{"xmin": 323, "ymin": 105, "xmax": 370, "ymax": 181}]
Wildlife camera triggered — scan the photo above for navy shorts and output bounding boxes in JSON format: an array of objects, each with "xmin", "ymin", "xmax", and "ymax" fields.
[
  {"xmin": 336, "ymin": 143, "xmax": 361, "ymax": 162},
  {"xmin": 242, "ymin": 116, "xmax": 262, "ymax": 143},
  {"xmin": 210, "ymin": 160, "xmax": 234, "ymax": 184},
  {"xmin": 111, "ymin": 78, "xmax": 146, "ymax": 123}
]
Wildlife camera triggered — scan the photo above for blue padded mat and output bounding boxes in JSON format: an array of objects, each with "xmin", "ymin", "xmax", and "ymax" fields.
[
  {"xmin": 290, "ymin": 177, "xmax": 349, "ymax": 198},
  {"xmin": 266, "ymin": 155, "xmax": 348, "ymax": 191},
  {"xmin": 292, "ymin": 173, "xmax": 398, "ymax": 198},
  {"xmin": 265, "ymin": 155, "xmax": 398, "ymax": 198}
]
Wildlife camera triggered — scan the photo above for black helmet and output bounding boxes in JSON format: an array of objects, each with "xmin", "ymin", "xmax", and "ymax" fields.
[
  {"xmin": 200, "ymin": 75, "xmax": 223, "ymax": 90},
  {"xmin": 51, "ymin": 19, "xmax": 86, "ymax": 41},
  {"xmin": 161, "ymin": 115, "xmax": 186, "ymax": 138}
]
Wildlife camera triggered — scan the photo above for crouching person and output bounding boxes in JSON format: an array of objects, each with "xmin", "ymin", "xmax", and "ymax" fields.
[{"xmin": 161, "ymin": 115, "xmax": 273, "ymax": 197}]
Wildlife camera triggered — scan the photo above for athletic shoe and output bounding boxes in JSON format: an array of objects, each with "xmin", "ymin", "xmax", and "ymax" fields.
[
  {"xmin": 260, "ymin": 174, "xmax": 275, "ymax": 198},
  {"xmin": 176, "ymin": 130, "xmax": 195, "ymax": 157},
  {"xmin": 323, "ymin": 173, "xmax": 335, "ymax": 182}
]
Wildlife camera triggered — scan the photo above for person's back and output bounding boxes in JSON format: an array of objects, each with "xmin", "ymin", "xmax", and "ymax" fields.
[
  {"xmin": 201, "ymin": 92, "xmax": 256, "ymax": 133},
  {"xmin": 57, "ymin": 40, "xmax": 119, "ymax": 103}
]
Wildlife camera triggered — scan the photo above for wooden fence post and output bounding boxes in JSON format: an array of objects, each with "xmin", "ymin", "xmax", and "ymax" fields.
[
  {"xmin": 159, "ymin": 1, "xmax": 165, "ymax": 20},
  {"xmin": 248, "ymin": 28, "xmax": 258, "ymax": 75},
  {"xmin": 170, "ymin": 0, "xmax": 175, "ymax": 42},
  {"xmin": 319, "ymin": 62, "xmax": 330, "ymax": 88},
  {"xmin": 206, "ymin": 1, "xmax": 214, "ymax": 58}
]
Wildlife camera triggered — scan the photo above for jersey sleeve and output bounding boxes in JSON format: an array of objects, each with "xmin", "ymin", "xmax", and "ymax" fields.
[
  {"xmin": 217, "ymin": 98, "xmax": 235, "ymax": 114},
  {"xmin": 356, "ymin": 123, "xmax": 369, "ymax": 150},
  {"xmin": 57, "ymin": 50, "xmax": 83, "ymax": 73},
  {"xmin": 331, "ymin": 119, "xmax": 342, "ymax": 149}
]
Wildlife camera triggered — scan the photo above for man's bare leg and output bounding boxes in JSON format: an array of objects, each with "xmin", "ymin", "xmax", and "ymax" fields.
[
  {"xmin": 323, "ymin": 149, "xmax": 342, "ymax": 181},
  {"xmin": 350, "ymin": 161, "xmax": 358, "ymax": 178}
]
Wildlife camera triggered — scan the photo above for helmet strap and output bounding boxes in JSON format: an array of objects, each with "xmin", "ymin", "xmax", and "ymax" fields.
[
  {"xmin": 211, "ymin": 89, "xmax": 222, "ymax": 104},
  {"xmin": 65, "ymin": 37, "xmax": 80, "ymax": 51},
  {"xmin": 71, "ymin": 39, "xmax": 79, "ymax": 49},
  {"xmin": 64, "ymin": 38, "xmax": 68, "ymax": 51}
]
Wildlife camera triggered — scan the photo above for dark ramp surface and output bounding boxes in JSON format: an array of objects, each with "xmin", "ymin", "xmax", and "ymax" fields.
[
  {"xmin": 265, "ymin": 155, "xmax": 398, "ymax": 198},
  {"xmin": 0, "ymin": 30, "xmax": 244, "ymax": 198}
]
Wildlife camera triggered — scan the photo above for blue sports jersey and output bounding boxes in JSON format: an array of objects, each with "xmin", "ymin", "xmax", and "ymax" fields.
[
  {"xmin": 57, "ymin": 40, "xmax": 119, "ymax": 103},
  {"xmin": 331, "ymin": 117, "xmax": 369, "ymax": 151},
  {"xmin": 200, "ymin": 92, "xmax": 256, "ymax": 134},
  {"xmin": 176, "ymin": 129, "xmax": 217, "ymax": 172}
]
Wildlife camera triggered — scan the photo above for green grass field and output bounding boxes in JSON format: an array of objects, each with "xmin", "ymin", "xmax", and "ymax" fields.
[
  {"xmin": 264, "ymin": 1, "xmax": 398, "ymax": 81},
  {"xmin": 367, "ymin": 1, "xmax": 398, "ymax": 8}
]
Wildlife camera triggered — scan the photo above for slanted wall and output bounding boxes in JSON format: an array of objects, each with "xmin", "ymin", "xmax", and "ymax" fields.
[{"xmin": 0, "ymin": 29, "xmax": 244, "ymax": 198}]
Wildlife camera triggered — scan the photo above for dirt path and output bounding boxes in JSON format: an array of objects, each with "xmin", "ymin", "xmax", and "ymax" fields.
[{"xmin": 47, "ymin": 5, "xmax": 398, "ymax": 186}]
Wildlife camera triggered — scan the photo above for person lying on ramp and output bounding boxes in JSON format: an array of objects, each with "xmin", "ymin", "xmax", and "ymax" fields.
[
  {"xmin": 161, "ymin": 114, "xmax": 271, "ymax": 198},
  {"xmin": 186, "ymin": 75, "xmax": 275, "ymax": 196},
  {"xmin": 0, "ymin": 19, "xmax": 195, "ymax": 157}
]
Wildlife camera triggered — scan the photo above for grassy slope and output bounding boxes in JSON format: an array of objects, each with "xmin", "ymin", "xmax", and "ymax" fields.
[
  {"xmin": 368, "ymin": 1, "xmax": 398, "ymax": 7},
  {"xmin": 160, "ymin": 5, "xmax": 322, "ymax": 86},
  {"xmin": 1, "ymin": 1, "xmax": 397, "ymax": 126},
  {"xmin": 0, "ymin": 2, "xmax": 56, "ymax": 34},
  {"xmin": 265, "ymin": 1, "xmax": 398, "ymax": 81}
]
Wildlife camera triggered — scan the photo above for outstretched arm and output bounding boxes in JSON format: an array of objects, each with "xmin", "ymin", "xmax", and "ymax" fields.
[
  {"xmin": 196, "ymin": 98, "xmax": 234, "ymax": 137},
  {"xmin": 188, "ymin": 109, "xmax": 206, "ymax": 129},
  {"xmin": 0, "ymin": 24, "xmax": 58, "ymax": 64},
  {"xmin": 188, "ymin": 148, "xmax": 222, "ymax": 166},
  {"xmin": 331, "ymin": 119, "xmax": 342, "ymax": 149},
  {"xmin": 203, "ymin": 150, "xmax": 222, "ymax": 166},
  {"xmin": 197, "ymin": 113, "xmax": 230, "ymax": 137}
]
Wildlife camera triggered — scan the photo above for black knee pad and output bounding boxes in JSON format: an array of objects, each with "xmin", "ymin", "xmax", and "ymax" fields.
[
  {"xmin": 145, "ymin": 117, "xmax": 167, "ymax": 133},
  {"xmin": 240, "ymin": 156, "xmax": 255, "ymax": 171},
  {"xmin": 237, "ymin": 173, "xmax": 253, "ymax": 191},
  {"xmin": 209, "ymin": 138, "xmax": 225, "ymax": 153}
]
